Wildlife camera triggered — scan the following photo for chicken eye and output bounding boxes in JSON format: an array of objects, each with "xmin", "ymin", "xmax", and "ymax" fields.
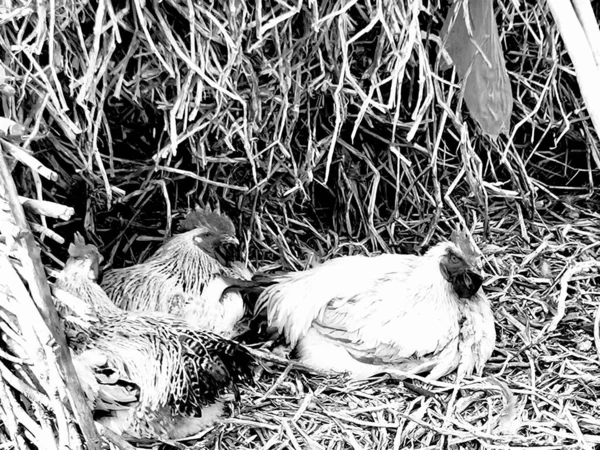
[{"xmin": 449, "ymin": 254, "xmax": 460, "ymax": 264}]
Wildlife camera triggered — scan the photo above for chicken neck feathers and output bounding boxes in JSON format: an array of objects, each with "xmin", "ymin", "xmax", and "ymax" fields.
[
  {"xmin": 455, "ymin": 293, "xmax": 496, "ymax": 377},
  {"xmin": 101, "ymin": 231, "xmax": 225, "ymax": 312}
]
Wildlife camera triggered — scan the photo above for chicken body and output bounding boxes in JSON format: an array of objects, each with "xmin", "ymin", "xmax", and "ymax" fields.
[
  {"xmin": 57, "ymin": 236, "xmax": 254, "ymax": 440},
  {"xmin": 101, "ymin": 210, "xmax": 249, "ymax": 337},
  {"xmin": 255, "ymin": 240, "xmax": 495, "ymax": 380}
]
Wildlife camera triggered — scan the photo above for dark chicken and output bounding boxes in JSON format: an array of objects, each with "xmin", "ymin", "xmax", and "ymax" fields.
[
  {"xmin": 253, "ymin": 226, "xmax": 495, "ymax": 380},
  {"xmin": 101, "ymin": 207, "xmax": 250, "ymax": 337},
  {"xmin": 56, "ymin": 234, "xmax": 254, "ymax": 440}
]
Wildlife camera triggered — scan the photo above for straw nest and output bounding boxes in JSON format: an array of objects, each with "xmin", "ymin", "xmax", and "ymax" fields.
[{"xmin": 1, "ymin": 0, "xmax": 600, "ymax": 448}]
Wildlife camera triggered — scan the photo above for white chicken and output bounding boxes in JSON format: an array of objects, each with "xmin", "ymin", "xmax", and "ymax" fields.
[{"xmin": 253, "ymin": 226, "xmax": 496, "ymax": 380}]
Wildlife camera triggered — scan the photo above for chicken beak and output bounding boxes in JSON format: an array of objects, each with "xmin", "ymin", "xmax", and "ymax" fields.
[
  {"xmin": 465, "ymin": 270, "xmax": 483, "ymax": 292},
  {"xmin": 222, "ymin": 235, "xmax": 240, "ymax": 246}
]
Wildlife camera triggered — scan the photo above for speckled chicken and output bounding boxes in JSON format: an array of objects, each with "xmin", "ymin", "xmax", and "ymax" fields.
[
  {"xmin": 55, "ymin": 234, "xmax": 254, "ymax": 441},
  {"xmin": 100, "ymin": 207, "xmax": 250, "ymax": 337},
  {"xmin": 252, "ymin": 226, "xmax": 496, "ymax": 380}
]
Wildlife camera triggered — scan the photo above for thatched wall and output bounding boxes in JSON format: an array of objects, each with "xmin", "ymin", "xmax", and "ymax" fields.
[{"xmin": 2, "ymin": 0, "xmax": 598, "ymax": 268}]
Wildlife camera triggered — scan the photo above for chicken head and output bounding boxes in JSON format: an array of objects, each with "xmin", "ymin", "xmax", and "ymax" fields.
[
  {"xmin": 67, "ymin": 232, "xmax": 104, "ymax": 283},
  {"xmin": 180, "ymin": 207, "xmax": 240, "ymax": 266},
  {"xmin": 439, "ymin": 225, "xmax": 483, "ymax": 299}
]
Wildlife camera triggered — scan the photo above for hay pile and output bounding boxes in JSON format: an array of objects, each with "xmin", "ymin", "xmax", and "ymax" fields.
[{"xmin": 1, "ymin": 0, "xmax": 600, "ymax": 448}]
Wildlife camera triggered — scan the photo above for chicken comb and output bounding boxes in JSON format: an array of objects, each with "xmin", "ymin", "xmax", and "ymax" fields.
[
  {"xmin": 450, "ymin": 224, "xmax": 479, "ymax": 260},
  {"xmin": 68, "ymin": 232, "xmax": 101, "ymax": 260},
  {"xmin": 179, "ymin": 206, "xmax": 235, "ymax": 235}
]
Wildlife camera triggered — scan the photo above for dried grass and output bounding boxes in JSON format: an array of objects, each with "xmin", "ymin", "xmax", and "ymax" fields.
[{"xmin": 1, "ymin": 0, "xmax": 600, "ymax": 448}]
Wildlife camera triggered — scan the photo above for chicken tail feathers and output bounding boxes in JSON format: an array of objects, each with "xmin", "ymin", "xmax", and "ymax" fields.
[
  {"xmin": 254, "ymin": 272, "xmax": 294, "ymax": 287},
  {"xmin": 220, "ymin": 274, "xmax": 272, "ymax": 312},
  {"xmin": 176, "ymin": 331, "xmax": 255, "ymax": 415},
  {"xmin": 233, "ymin": 309, "xmax": 279, "ymax": 345},
  {"xmin": 220, "ymin": 276, "xmax": 263, "ymax": 294},
  {"xmin": 251, "ymin": 272, "xmax": 288, "ymax": 314}
]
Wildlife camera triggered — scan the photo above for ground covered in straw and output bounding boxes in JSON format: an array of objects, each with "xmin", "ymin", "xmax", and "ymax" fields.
[
  {"xmin": 1, "ymin": 0, "xmax": 600, "ymax": 448},
  {"xmin": 187, "ymin": 201, "xmax": 600, "ymax": 450}
]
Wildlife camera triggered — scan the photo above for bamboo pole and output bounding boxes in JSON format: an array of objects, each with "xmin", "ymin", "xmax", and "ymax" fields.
[
  {"xmin": 572, "ymin": 0, "xmax": 600, "ymax": 67},
  {"xmin": 547, "ymin": 0, "xmax": 600, "ymax": 140}
]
